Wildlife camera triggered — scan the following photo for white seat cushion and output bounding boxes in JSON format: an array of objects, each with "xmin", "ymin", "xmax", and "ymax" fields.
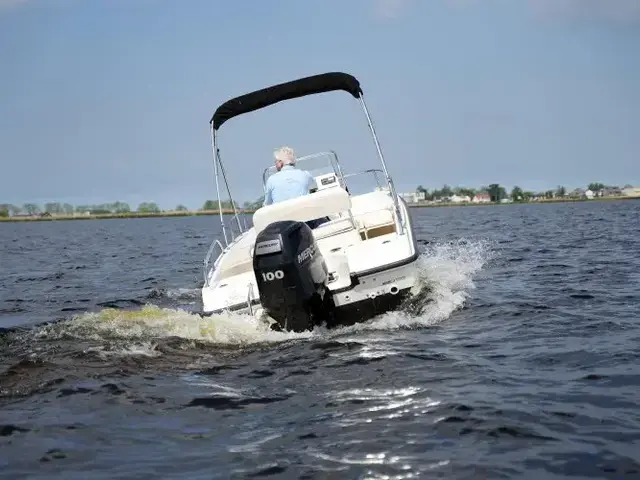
[
  {"xmin": 253, "ymin": 187, "xmax": 352, "ymax": 233},
  {"xmin": 355, "ymin": 209, "xmax": 395, "ymax": 229},
  {"xmin": 214, "ymin": 230, "xmax": 256, "ymax": 281},
  {"xmin": 313, "ymin": 217, "xmax": 355, "ymax": 239}
]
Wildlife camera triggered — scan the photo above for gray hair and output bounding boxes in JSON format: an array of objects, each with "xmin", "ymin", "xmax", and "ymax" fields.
[{"xmin": 274, "ymin": 146, "xmax": 296, "ymax": 165}]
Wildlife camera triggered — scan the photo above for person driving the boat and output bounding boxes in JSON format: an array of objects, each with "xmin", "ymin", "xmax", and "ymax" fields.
[
  {"xmin": 263, "ymin": 146, "xmax": 314, "ymax": 206},
  {"xmin": 263, "ymin": 146, "xmax": 329, "ymax": 229}
]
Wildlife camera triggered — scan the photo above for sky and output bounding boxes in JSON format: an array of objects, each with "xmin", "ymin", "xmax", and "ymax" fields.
[{"xmin": 1, "ymin": 0, "xmax": 639, "ymax": 210}]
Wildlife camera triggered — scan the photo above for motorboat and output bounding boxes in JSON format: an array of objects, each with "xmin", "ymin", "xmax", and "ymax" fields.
[{"xmin": 201, "ymin": 72, "xmax": 421, "ymax": 332}]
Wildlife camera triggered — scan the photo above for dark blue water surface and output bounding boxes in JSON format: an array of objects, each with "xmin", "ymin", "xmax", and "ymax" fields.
[{"xmin": 1, "ymin": 200, "xmax": 639, "ymax": 479}]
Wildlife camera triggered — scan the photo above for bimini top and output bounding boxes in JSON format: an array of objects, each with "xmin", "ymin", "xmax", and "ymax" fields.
[{"xmin": 210, "ymin": 72, "xmax": 363, "ymax": 130}]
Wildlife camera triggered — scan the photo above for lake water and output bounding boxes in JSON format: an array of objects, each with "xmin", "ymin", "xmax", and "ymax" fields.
[{"xmin": 1, "ymin": 200, "xmax": 639, "ymax": 479}]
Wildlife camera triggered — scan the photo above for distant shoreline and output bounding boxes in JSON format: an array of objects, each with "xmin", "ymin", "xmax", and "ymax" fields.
[
  {"xmin": 0, "ymin": 209, "xmax": 246, "ymax": 223},
  {"xmin": 407, "ymin": 195, "xmax": 640, "ymax": 208},
  {"xmin": 1, "ymin": 195, "xmax": 638, "ymax": 223}
]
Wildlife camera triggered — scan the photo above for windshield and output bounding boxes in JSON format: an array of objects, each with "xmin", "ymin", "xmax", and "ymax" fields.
[{"xmin": 262, "ymin": 151, "xmax": 344, "ymax": 191}]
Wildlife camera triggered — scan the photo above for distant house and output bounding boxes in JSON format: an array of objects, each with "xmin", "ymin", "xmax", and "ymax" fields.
[
  {"xmin": 399, "ymin": 192, "xmax": 424, "ymax": 204},
  {"xmin": 621, "ymin": 187, "xmax": 640, "ymax": 197},
  {"xmin": 450, "ymin": 194, "xmax": 471, "ymax": 203},
  {"xmin": 472, "ymin": 193, "xmax": 491, "ymax": 203},
  {"xmin": 569, "ymin": 188, "xmax": 585, "ymax": 199},
  {"xmin": 400, "ymin": 190, "xmax": 427, "ymax": 203},
  {"xmin": 600, "ymin": 187, "xmax": 622, "ymax": 197},
  {"xmin": 584, "ymin": 189, "xmax": 595, "ymax": 199}
]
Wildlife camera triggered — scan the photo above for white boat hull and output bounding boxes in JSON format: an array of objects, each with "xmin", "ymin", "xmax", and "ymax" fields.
[{"xmin": 201, "ymin": 189, "xmax": 421, "ymax": 331}]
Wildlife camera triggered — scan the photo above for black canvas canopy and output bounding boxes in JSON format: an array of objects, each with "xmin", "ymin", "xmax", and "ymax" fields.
[{"xmin": 210, "ymin": 72, "xmax": 362, "ymax": 130}]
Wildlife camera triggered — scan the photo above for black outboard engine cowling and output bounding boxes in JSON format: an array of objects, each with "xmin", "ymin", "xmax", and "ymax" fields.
[{"xmin": 253, "ymin": 220, "xmax": 332, "ymax": 332}]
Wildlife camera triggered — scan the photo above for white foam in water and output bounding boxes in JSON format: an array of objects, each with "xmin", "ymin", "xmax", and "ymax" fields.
[
  {"xmin": 353, "ymin": 238, "xmax": 493, "ymax": 332},
  {"xmin": 34, "ymin": 304, "xmax": 312, "ymax": 346},
  {"xmin": 35, "ymin": 240, "xmax": 493, "ymax": 352},
  {"xmin": 162, "ymin": 287, "xmax": 199, "ymax": 300}
]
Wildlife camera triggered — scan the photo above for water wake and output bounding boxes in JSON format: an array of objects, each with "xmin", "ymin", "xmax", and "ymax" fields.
[{"xmin": 7, "ymin": 239, "xmax": 494, "ymax": 360}]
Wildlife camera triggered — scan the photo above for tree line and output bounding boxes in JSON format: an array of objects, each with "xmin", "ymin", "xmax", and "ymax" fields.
[
  {"xmin": 417, "ymin": 184, "xmax": 517, "ymax": 202},
  {"xmin": 198, "ymin": 198, "xmax": 265, "ymax": 211},
  {"xmin": 0, "ymin": 201, "xmax": 170, "ymax": 217},
  {"xmin": 0, "ymin": 199, "xmax": 250, "ymax": 217}
]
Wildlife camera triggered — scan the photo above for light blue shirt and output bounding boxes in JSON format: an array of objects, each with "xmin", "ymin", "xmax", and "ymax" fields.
[{"xmin": 263, "ymin": 165, "xmax": 314, "ymax": 205}]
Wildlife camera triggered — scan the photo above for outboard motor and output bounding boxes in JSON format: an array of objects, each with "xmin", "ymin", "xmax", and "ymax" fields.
[{"xmin": 252, "ymin": 220, "xmax": 332, "ymax": 332}]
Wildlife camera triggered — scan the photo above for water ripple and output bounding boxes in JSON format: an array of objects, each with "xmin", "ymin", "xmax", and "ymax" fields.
[{"xmin": 1, "ymin": 202, "xmax": 640, "ymax": 478}]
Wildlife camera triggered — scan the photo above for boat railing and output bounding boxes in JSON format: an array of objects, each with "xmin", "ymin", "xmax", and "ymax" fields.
[
  {"xmin": 227, "ymin": 213, "xmax": 247, "ymax": 243},
  {"xmin": 246, "ymin": 283, "xmax": 255, "ymax": 316},
  {"xmin": 342, "ymin": 168, "xmax": 386, "ymax": 190},
  {"xmin": 342, "ymin": 168, "xmax": 408, "ymax": 232},
  {"xmin": 203, "ymin": 238, "xmax": 225, "ymax": 286}
]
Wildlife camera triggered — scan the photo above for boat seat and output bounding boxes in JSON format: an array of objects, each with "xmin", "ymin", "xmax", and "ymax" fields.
[
  {"xmin": 217, "ymin": 251, "xmax": 254, "ymax": 280},
  {"xmin": 215, "ymin": 232, "xmax": 256, "ymax": 281},
  {"xmin": 348, "ymin": 190, "xmax": 398, "ymax": 239},
  {"xmin": 353, "ymin": 208, "xmax": 396, "ymax": 240},
  {"xmin": 313, "ymin": 217, "xmax": 356, "ymax": 240},
  {"xmin": 253, "ymin": 187, "xmax": 352, "ymax": 234}
]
